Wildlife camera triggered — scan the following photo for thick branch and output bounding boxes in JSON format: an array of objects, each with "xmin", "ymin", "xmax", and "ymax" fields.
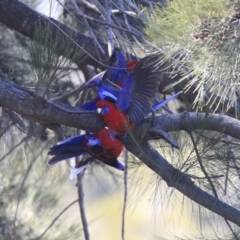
[
  {"xmin": 1, "ymin": 77, "xmax": 240, "ymax": 225},
  {"xmin": 0, "ymin": 78, "xmax": 104, "ymax": 132},
  {"xmin": 123, "ymin": 138, "xmax": 240, "ymax": 226},
  {"xmin": 141, "ymin": 112, "xmax": 240, "ymax": 141},
  {"xmin": 0, "ymin": 0, "xmax": 109, "ymax": 68},
  {"xmin": 1, "ymin": 78, "xmax": 240, "ymax": 139}
]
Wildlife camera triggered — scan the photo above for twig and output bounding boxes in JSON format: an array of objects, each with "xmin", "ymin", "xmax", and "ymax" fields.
[
  {"xmin": 123, "ymin": 0, "xmax": 140, "ymax": 14},
  {"xmin": 70, "ymin": 0, "xmax": 105, "ymax": 54},
  {"xmin": 223, "ymin": 135, "xmax": 240, "ymax": 181},
  {"xmin": 77, "ymin": 157, "xmax": 89, "ymax": 240},
  {"xmin": 188, "ymin": 131, "xmax": 237, "ymax": 238},
  {"xmin": 138, "ymin": 0, "xmax": 153, "ymax": 12},
  {"xmin": 3, "ymin": 108, "xmax": 26, "ymax": 132},
  {"xmin": 0, "ymin": 122, "xmax": 13, "ymax": 138},
  {"xmin": 116, "ymin": 0, "xmax": 136, "ymax": 55},
  {"xmin": 13, "ymin": 139, "xmax": 53, "ymax": 240},
  {"xmin": 0, "ymin": 135, "xmax": 31, "ymax": 162},
  {"xmin": 188, "ymin": 132, "xmax": 218, "ymax": 197},
  {"xmin": 111, "ymin": 9, "xmax": 137, "ymax": 16},
  {"xmin": 224, "ymin": 154, "xmax": 230, "ymax": 195},
  {"xmin": 121, "ymin": 150, "xmax": 128, "ymax": 240},
  {"xmin": 187, "ymin": 174, "xmax": 224, "ymax": 180},
  {"xmin": 78, "ymin": 0, "xmax": 101, "ymax": 14},
  {"xmin": 105, "ymin": 0, "xmax": 114, "ymax": 56},
  {"xmin": 69, "ymin": 2, "xmax": 140, "ymax": 36},
  {"xmin": 36, "ymin": 200, "xmax": 78, "ymax": 240}
]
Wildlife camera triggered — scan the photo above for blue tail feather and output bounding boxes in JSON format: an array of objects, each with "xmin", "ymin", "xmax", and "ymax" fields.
[
  {"xmin": 100, "ymin": 158, "xmax": 125, "ymax": 171},
  {"xmin": 152, "ymin": 91, "xmax": 183, "ymax": 111},
  {"xmin": 48, "ymin": 152, "xmax": 86, "ymax": 165},
  {"xmin": 48, "ymin": 135, "xmax": 86, "ymax": 155}
]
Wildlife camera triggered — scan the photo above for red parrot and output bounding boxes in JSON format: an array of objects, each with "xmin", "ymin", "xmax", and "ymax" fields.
[
  {"xmin": 125, "ymin": 60, "xmax": 138, "ymax": 73},
  {"xmin": 96, "ymin": 100, "xmax": 135, "ymax": 135},
  {"xmin": 79, "ymin": 52, "xmax": 138, "ymax": 110},
  {"xmin": 96, "ymin": 54, "xmax": 163, "ymax": 135},
  {"xmin": 48, "ymin": 128, "xmax": 124, "ymax": 176}
]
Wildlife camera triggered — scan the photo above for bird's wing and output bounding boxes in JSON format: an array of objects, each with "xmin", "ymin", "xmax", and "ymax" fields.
[
  {"xmin": 48, "ymin": 135, "xmax": 87, "ymax": 165},
  {"xmin": 79, "ymin": 97, "xmax": 99, "ymax": 111},
  {"xmin": 48, "ymin": 152, "xmax": 83, "ymax": 165},
  {"xmin": 117, "ymin": 55, "xmax": 161, "ymax": 124},
  {"xmin": 48, "ymin": 135, "xmax": 86, "ymax": 155},
  {"xmin": 102, "ymin": 51, "xmax": 128, "ymax": 86}
]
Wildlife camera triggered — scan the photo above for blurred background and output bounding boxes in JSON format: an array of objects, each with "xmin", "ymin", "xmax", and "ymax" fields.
[{"xmin": 0, "ymin": 0, "xmax": 239, "ymax": 239}]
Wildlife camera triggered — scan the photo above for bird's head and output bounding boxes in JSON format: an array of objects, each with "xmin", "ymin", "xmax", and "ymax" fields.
[
  {"xmin": 126, "ymin": 60, "xmax": 138, "ymax": 73},
  {"xmin": 96, "ymin": 100, "xmax": 114, "ymax": 115},
  {"xmin": 97, "ymin": 106, "xmax": 110, "ymax": 115}
]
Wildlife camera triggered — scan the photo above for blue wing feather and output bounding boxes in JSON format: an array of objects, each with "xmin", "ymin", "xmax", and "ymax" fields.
[
  {"xmin": 48, "ymin": 135, "xmax": 87, "ymax": 165},
  {"xmin": 116, "ymin": 76, "xmax": 134, "ymax": 113},
  {"xmin": 103, "ymin": 51, "xmax": 128, "ymax": 85}
]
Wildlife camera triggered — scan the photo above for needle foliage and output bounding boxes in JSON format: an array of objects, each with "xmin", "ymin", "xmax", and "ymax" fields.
[
  {"xmin": 145, "ymin": 0, "xmax": 240, "ymax": 112},
  {"xmin": 26, "ymin": 24, "xmax": 83, "ymax": 96}
]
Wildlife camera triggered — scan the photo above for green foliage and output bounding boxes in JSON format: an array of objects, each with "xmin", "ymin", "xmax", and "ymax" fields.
[
  {"xmin": 26, "ymin": 24, "xmax": 83, "ymax": 96},
  {"xmin": 145, "ymin": 0, "xmax": 240, "ymax": 112},
  {"xmin": 145, "ymin": 0, "xmax": 231, "ymax": 44}
]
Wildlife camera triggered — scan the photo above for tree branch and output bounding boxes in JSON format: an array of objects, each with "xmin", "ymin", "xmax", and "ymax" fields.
[
  {"xmin": 0, "ymin": 0, "xmax": 109, "ymax": 68},
  {"xmin": 0, "ymin": 78, "xmax": 104, "ymax": 132},
  {"xmin": 140, "ymin": 112, "xmax": 240, "ymax": 141},
  {"xmin": 123, "ymin": 136, "xmax": 240, "ymax": 226},
  {"xmin": 1, "ymin": 77, "xmax": 240, "ymax": 139},
  {"xmin": 1, "ymin": 77, "xmax": 240, "ymax": 226}
]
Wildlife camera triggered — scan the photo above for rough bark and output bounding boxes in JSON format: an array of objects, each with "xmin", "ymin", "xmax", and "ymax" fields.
[
  {"xmin": 1, "ymin": 77, "xmax": 240, "ymax": 226},
  {"xmin": 124, "ymin": 139, "xmax": 240, "ymax": 227},
  {"xmin": 0, "ymin": 0, "xmax": 109, "ymax": 68},
  {"xmin": 0, "ymin": 78, "xmax": 104, "ymax": 132}
]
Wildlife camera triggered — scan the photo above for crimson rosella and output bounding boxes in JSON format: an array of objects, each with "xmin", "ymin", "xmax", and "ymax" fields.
[
  {"xmin": 96, "ymin": 100, "xmax": 135, "ymax": 135},
  {"xmin": 96, "ymin": 91, "xmax": 183, "ymax": 135},
  {"xmin": 48, "ymin": 127, "xmax": 124, "ymax": 173},
  {"xmin": 95, "ymin": 54, "xmax": 164, "ymax": 134},
  {"xmin": 79, "ymin": 52, "xmax": 182, "ymax": 114},
  {"xmin": 79, "ymin": 52, "xmax": 138, "ymax": 110}
]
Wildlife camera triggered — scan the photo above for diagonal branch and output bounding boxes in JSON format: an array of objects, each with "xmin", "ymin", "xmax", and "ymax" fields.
[
  {"xmin": 0, "ymin": 0, "xmax": 137, "ymax": 69},
  {"xmin": 123, "ymin": 136, "xmax": 240, "ymax": 226},
  {"xmin": 0, "ymin": 0, "xmax": 109, "ymax": 68},
  {"xmin": 1, "ymin": 77, "xmax": 240, "ymax": 226},
  {"xmin": 0, "ymin": 78, "xmax": 105, "ymax": 132},
  {"xmin": 2, "ymin": 78, "xmax": 240, "ymax": 139},
  {"xmin": 140, "ymin": 112, "xmax": 240, "ymax": 141}
]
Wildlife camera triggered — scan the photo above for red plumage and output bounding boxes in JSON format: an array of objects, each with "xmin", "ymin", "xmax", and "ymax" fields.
[
  {"xmin": 48, "ymin": 127, "xmax": 124, "ymax": 172},
  {"xmin": 93, "ymin": 128, "xmax": 123, "ymax": 159},
  {"xmin": 96, "ymin": 100, "xmax": 135, "ymax": 135},
  {"xmin": 126, "ymin": 60, "xmax": 138, "ymax": 73}
]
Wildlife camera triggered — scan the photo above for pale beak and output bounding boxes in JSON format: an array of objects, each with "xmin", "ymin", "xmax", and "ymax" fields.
[{"xmin": 97, "ymin": 108, "xmax": 102, "ymax": 114}]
